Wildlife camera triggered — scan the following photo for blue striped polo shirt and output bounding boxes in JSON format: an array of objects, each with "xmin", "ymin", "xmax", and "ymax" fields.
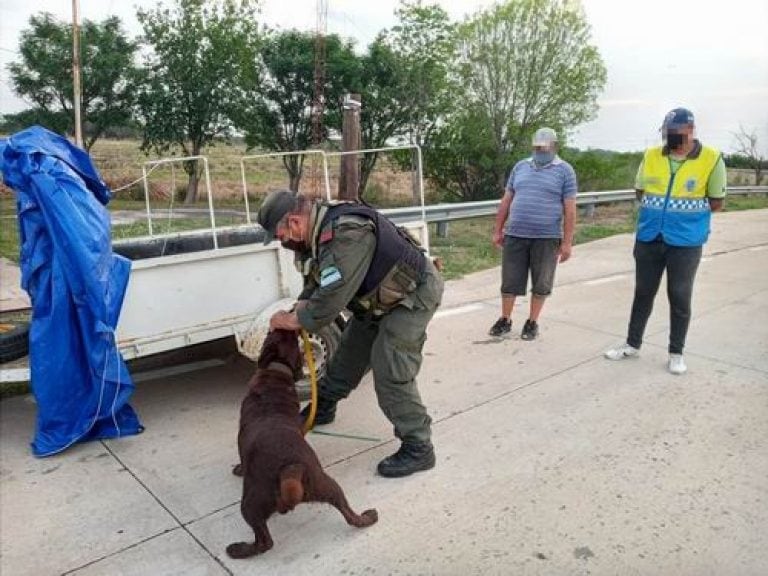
[{"xmin": 504, "ymin": 156, "xmax": 578, "ymax": 238}]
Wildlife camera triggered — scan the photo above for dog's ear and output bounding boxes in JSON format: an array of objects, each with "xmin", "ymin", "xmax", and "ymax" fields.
[
  {"xmin": 256, "ymin": 330, "xmax": 281, "ymax": 369},
  {"xmin": 287, "ymin": 332, "xmax": 304, "ymax": 379}
]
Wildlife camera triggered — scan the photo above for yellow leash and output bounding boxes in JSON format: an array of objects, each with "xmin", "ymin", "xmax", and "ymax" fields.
[{"xmin": 300, "ymin": 329, "xmax": 318, "ymax": 435}]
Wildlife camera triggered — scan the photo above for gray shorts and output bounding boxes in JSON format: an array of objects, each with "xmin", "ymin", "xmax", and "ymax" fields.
[{"xmin": 501, "ymin": 236, "xmax": 561, "ymax": 297}]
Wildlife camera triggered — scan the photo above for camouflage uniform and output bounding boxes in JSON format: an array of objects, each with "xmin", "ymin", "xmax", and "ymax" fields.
[{"xmin": 295, "ymin": 206, "xmax": 443, "ymax": 445}]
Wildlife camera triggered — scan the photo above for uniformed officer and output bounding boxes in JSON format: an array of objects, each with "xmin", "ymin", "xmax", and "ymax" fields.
[
  {"xmin": 604, "ymin": 108, "xmax": 727, "ymax": 374},
  {"xmin": 258, "ymin": 190, "xmax": 444, "ymax": 478}
]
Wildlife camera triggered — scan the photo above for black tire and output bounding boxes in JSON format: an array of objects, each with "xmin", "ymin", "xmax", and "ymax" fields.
[{"xmin": 0, "ymin": 321, "xmax": 30, "ymax": 364}]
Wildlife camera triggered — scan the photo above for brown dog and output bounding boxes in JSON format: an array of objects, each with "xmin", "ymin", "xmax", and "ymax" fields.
[{"xmin": 227, "ymin": 329, "xmax": 378, "ymax": 558}]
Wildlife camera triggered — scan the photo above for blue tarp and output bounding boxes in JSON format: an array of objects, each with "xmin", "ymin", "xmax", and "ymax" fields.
[{"xmin": 0, "ymin": 126, "xmax": 143, "ymax": 457}]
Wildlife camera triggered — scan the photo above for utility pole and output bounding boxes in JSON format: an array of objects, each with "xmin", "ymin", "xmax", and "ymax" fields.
[
  {"xmin": 339, "ymin": 93, "xmax": 361, "ymax": 200},
  {"xmin": 309, "ymin": 0, "xmax": 328, "ymax": 198},
  {"xmin": 71, "ymin": 0, "xmax": 83, "ymax": 148}
]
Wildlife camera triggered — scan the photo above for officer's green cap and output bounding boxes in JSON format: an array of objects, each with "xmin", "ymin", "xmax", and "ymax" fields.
[{"xmin": 257, "ymin": 189, "xmax": 298, "ymax": 245}]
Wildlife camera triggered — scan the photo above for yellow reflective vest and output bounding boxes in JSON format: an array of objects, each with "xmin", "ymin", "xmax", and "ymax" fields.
[{"xmin": 637, "ymin": 143, "xmax": 720, "ymax": 246}]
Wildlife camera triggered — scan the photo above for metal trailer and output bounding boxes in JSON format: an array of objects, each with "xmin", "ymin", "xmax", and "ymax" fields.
[{"xmin": 111, "ymin": 146, "xmax": 429, "ymax": 376}]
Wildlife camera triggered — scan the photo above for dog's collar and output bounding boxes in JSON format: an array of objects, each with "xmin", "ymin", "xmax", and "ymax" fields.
[{"xmin": 264, "ymin": 362, "xmax": 295, "ymax": 378}]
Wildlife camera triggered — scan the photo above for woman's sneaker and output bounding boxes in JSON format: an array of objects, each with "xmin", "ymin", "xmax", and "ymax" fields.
[
  {"xmin": 668, "ymin": 354, "xmax": 687, "ymax": 375},
  {"xmin": 489, "ymin": 317, "xmax": 512, "ymax": 337},
  {"xmin": 604, "ymin": 343, "xmax": 639, "ymax": 361}
]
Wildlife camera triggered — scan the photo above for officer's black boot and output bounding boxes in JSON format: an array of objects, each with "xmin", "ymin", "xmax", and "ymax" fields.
[
  {"xmin": 377, "ymin": 440, "xmax": 435, "ymax": 478},
  {"xmin": 300, "ymin": 398, "xmax": 337, "ymax": 427}
]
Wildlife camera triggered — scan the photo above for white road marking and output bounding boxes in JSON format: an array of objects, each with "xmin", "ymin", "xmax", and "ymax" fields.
[
  {"xmin": 0, "ymin": 368, "xmax": 30, "ymax": 383},
  {"xmin": 582, "ymin": 274, "xmax": 628, "ymax": 286},
  {"xmin": 435, "ymin": 303, "xmax": 485, "ymax": 319}
]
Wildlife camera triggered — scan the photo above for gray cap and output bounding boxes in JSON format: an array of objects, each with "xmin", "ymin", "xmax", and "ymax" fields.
[
  {"xmin": 532, "ymin": 127, "xmax": 558, "ymax": 146},
  {"xmin": 257, "ymin": 189, "xmax": 298, "ymax": 245}
]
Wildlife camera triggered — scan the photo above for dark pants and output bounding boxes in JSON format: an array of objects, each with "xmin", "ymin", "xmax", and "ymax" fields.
[
  {"xmin": 318, "ymin": 262, "xmax": 443, "ymax": 444},
  {"xmin": 627, "ymin": 238, "xmax": 702, "ymax": 354}
]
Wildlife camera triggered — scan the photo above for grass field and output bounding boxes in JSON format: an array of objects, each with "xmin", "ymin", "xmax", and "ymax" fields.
[
  {"xmin": 429, "ymin": 203, "xmax": 638, "ymax": 279},
  {"xmin": 2, "ymin": 139, "xmax": 767, "ymax": 278},
  {"xmin": 3, "ymin": 194, "xmax": 767, "ymax": 277},
  {"xmin": 430, "ymin": 196, "xmax": 768, "ymax": 279}
]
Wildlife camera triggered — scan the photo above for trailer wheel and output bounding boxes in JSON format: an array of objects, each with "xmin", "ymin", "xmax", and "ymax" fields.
[
  {"xmin": 303, "ymin": 315, "xmax": 345, "ymax": 380},
  {"xmin": 0, "ymin": 321, "xmax": 30, "ymax": 364},
  {"xmin": 295, "ymin": 315, "xmax": 346, "ymax": 401}
]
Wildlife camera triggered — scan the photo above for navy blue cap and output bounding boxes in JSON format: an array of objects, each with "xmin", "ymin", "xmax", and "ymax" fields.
[{"xmin": 662, "ymin": 108, "xmax": 695, "ymax": 130}]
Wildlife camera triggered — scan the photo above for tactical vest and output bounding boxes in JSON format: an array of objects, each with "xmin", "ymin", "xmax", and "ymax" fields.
[
  {"xmin": 637, "ymin": 143, "xmax": 721, "ymax": 246},
  {"xmin": 317, "ymin": 202, "xmax": 426, "ymax": 313}
]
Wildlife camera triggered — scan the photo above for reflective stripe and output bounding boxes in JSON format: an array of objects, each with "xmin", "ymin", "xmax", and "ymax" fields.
[{"xmin": 637, "ymin": 144, "xmax": 720, "ymax": 246}]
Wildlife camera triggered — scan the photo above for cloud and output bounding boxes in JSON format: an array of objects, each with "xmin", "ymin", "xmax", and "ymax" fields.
[{"xmin": 597, "ymin": 99, "xmax": 654, "ymax": 108}]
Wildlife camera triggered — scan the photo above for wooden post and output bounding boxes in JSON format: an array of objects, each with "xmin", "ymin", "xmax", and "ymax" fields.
[
  {"xmin": 338, "ymin": 93, "xmax": 361, "ymax": 200},
  {"xmin": 71, "ymin": 0, "xmax": 83, "ymax": 147}
]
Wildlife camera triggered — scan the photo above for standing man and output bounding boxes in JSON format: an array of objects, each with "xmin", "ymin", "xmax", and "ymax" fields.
[
  {"xmin": 605, "ymin": 108, "xmax": 726, "ymax": 374},
  {"xmin": 259, "ymin": 191, "xmax": 444, "ymax": 478},
  {"xmin": 489, "ymin": 127, "xmax": 577, "ymax": 340}
]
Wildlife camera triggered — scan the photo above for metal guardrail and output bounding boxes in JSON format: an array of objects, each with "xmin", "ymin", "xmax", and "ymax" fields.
[
  {"xmin": 380, "ymin": 186, "xmax": 768, "ymax": 225},
  {"xmin": 122, "ymin": 185, "xmax": 766, "ymax": 230}
]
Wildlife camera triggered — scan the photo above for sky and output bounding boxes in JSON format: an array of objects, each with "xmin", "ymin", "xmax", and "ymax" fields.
[{"xmin": 1, "ymin": 0, "xmax": 767, "ymax": 154}]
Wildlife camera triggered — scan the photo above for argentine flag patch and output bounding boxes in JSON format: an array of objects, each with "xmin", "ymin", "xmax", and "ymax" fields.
[{"xmin": 320, "ymin": 266, "xmax": 343, "ymax": 287}]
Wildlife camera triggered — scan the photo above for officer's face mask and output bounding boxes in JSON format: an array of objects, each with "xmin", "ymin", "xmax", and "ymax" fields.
[
  {"xmin": 277, "ymin": 215, "xmax": 308, "ymax": 252},
  {"xmin": 665, "ymin": 131, "xmax": 686, "ymax": 150},
  {"xmin": 281, "ymin": 238, "xmax": 307, "ymax": 252}
]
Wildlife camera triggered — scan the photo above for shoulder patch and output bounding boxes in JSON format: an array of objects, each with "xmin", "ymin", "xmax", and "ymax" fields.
[
  {"xmin": 319, "ymin": 228, "xmax": 334, "ymax": 243},
  {"xmin": 319, "ymin": 266, "xmax": 343, "ymax": 287}
]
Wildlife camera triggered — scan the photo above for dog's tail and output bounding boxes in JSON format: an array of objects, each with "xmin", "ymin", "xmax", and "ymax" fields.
[{"xmin": 279, "ymin": 463, "xmax": 305, "ymax": 511}]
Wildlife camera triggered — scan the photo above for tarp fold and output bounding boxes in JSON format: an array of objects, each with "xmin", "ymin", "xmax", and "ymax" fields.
[{"xmin": 1, "ymin": 126, "xmax": 143, "ymax": 457}]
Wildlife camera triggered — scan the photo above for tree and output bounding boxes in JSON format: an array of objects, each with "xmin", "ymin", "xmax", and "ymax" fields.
[
  {"xmin": 353, "ymin": 2, "xmax": 457, "ymax": 203},
  {"xmin": 423, "ymin": 106, "xmax": 508, "ymax": 201},
  {"xmin": 430, "ymin": 0, "xmax": 606, "ymax": 199},
  {"xmin": 355, "ymin": 37, "xmax": 408, "ymax": 198},
  {"xmin": 732, "ymin": 125, "xmax": 766, "ymax": 185},
  {"xmin": 1, "ymin": 108, "xmax": 70, "ymax": 136},
  {"xmin": 384, "ymin": 1, "xmax": 457, "ymax": 149},
  {"xmin": 559, "ymin": 148, "xmax": 643, "ymax": 192},
  {"xmin": 231, "ymin": 29, "xmax": 359, "ymax": 192},
  {"xmin": 136, "ymin": 0, "xmax": 262, "ymax": 203},
  {"xmin": 6, "ymin": 13, "xmax": 139, "ymax": 150}
]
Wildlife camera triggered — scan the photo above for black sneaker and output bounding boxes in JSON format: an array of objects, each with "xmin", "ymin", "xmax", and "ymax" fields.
[
  {"xmin": 488, "ymin": 317, "xmax": 512, "ymax": 337},
  {"xmin": 521, "ymin": 319, "xmax": 539, "ymax": 340},
  {"xmin": 377, "ymin": 441, "xmax": 436, "ymax": 478},
  {"xmin": 300, "ymin": 398, "xmax": 337, "ymax": 427}
]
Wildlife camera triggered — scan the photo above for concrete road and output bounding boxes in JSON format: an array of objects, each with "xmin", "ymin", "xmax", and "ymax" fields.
[{"xmin": 1, "ymin": 210, "xmax": 767, "ymax": 576}]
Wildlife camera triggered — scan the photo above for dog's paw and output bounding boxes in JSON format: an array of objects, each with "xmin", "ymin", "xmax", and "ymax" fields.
[
  {"xmin": 232, "ymin": 463, "xmax": 243, "ymax": 477},
  {"xmin": 226, "ymin": 542, "xmax": 256, "ymax": 559},
  {"xmin": 361, "ymin": 508, "xmax": 378, "ymax": 526}
]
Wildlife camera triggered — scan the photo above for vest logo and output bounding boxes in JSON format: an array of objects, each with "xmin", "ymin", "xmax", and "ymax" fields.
[{"xmin": 685, "ymin": 178, "xmax": 697, "ymax": 192}]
